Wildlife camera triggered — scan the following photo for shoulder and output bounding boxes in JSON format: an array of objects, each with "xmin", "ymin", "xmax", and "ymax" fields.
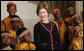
[
  {"xmin": 15, "ymin": 42, "xmax": 28, "ymax": 49},
  {"xmin": 30, "ymin": 43, "xmax": 35, "ymax": 47},
  {"xmin": 2, "ymin": 17, "xmax": 10, "ymax": 22},
  {"xmin": 29, "ymin": 43, "xmax": 36, "ymax": 50},
  {"xmin": 18, "ymin": 17, "xmax": 23, "ymax": 21},
  {"xmin": 52, "ymin": 22, "xmax": 56, "ymax": 26},
  {"xmin": 51, "ymin": 21, "xmax": 58, "ymax": 27},
  {"xmin": 52, "ymin": 20, "xmax": 57, "ymax": 24},
  {"xmin": 3, "ymin": 17, "xmax": 10, "ymax": 20},
  {"xmin": 72, "ymin": 38, "xmax": 77, "ymax": 43},
  {"xmin": 9, "ymin": 29, "xmax": 16, "ymax": 34},
  {"xmin": 52, "ymin": 21, "xmax": 58, "ymax": 26},
  {"xmin": 34, "ymin": 22, "xmax": 40, "ymax": 28}
]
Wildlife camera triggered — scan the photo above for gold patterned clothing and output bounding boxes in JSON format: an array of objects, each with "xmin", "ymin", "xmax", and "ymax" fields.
[
  {"xmin": 79, "ymin": 22, "xmax": 83, "ymax": 38},
  {"xmin": 52, "ymin": 20, "xmax": 66, "ymax": 44},
  {"xmin": 73, "ymin": 38, "xmax": 83, "ymax": 50},
  {"xmin": 1, "ymin": 16, "xmax": 24, "ymax": 32},
  {"xmin": 9, "ymin": 29, "xmax": 16, "ymax": 45},
  {"xmin": 15, "ymin": 42, "xmax": 36, "ymax": 50}
]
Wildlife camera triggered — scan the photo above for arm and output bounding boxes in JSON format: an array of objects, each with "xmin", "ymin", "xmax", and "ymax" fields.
[
  {"xmin": 34, "ymin": 25, "xmax": 41, "ymax": 50},
  {"xmin": 68, "ymin": 40, "xmax": 74, "ymax": 50}
]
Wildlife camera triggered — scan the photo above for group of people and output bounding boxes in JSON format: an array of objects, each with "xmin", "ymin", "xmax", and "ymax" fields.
[
  {"xmin": 1, "ymin": 2, "xmax": 83, "ymax": 50},
  {"xmin": 1, "ymin": 2, "xmax": 35, "ymax": 50}
]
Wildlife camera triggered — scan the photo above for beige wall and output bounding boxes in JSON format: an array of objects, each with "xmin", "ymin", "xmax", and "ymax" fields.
[
  {"xmin": 1, "ymin": 1, "xmax": 40, "ymax": 42},
  {"xmin": 76, "ymin": 1, "xmax": 83, "ymax": 16}
]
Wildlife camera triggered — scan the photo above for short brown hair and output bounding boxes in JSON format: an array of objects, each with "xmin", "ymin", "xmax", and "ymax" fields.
[{"xmin": 36, "ymin": 2, "xmax": 50, "ymax": 15}]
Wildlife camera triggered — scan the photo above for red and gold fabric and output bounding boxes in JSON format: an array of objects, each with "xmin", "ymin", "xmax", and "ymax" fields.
[
  {"xmin": 52, "ymin": 20, "xmax": 66, "ymax": 44},
  {"xmin": 1, "ymin": 22, "xmax": 5, "ymax": 32},
  {"xmin": 1, "ymin": 16, "xmax": 24, "ymax": 32},
  {"xmin": 65, "ymin": 17, "xmax": 72, "ymax": 25}
]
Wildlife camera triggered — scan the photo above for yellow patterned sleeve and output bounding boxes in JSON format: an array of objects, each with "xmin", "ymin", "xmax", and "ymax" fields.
[
  {"xmin": 30, "ymin": 43, "xmax": 36, "ymax": 50},
  {"xmin": 15, "ymin": 43, "xmax": 22, "ymax": 50}
]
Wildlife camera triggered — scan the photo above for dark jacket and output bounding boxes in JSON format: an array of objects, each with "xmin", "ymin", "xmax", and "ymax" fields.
[{"xmin": 34, "ymin": 22, "xmax": 61, "ymax": 50}]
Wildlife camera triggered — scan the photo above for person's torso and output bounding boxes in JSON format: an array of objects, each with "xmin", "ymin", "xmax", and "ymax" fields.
[{"xmin": 35, "ymin": 22, "xmax": 60, "ymax": 50}]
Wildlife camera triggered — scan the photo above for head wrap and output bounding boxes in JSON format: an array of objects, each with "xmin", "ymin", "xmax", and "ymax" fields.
[
  {"xmin": 7, "ymin": 2, "xmax": 16, "ymax": 8},
  {"xmin": 10, "ymin": 15, "xmax": 20, "ymax": 22},
  {"xmin": 16, "ymin": 28, "xmax": 30, "ymax": 43},
  {"xmin": 52, "ymin": 9, "xmax": 60, "ymax": 14},
  {"xmin": 73, "ymin": 26, "xmax": 82, "ymax": 31},
  {"xmin": 1, "ymin": 31, "xmax": 12, "ymax": 37},
  {"xmin": 67, "ymin": 7, "xmax": 74, "ymax": 11}
]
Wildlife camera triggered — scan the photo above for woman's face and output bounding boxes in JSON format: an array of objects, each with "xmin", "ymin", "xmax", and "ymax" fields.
[
  {"xmin": 38, "ymin": 8, "xmax": 49, "ymax": 21},
  {"xmin": 23, "ymin": 32, "xmax": 31, "ymax": 42},
  {"xmin": 8, "ymin": 6, "xmax": 17, "ymax": 16},
  {"xmin": 1, "ymin": 35, "xmax": 12, "ymax": 45},
  {"xmin": 68, "ymin": 8, "xmax": 75, "ymax": 15},
  {"xmin": 54, "ymin": 11, "xmax": 60, "ymax": 19},
  {"xmin": 11, "ymin": 20, "xmax": 20, "ymax": 30},
  {"xmin": 73, "ymin": 16, "xmax": 81, "ymax": 24},
  {"xmin": 75, "ymin": 28, "xmax": 82, "ymax": 37}
]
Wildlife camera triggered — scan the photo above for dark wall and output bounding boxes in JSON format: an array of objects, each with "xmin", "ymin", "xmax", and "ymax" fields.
[
  {"xmin": 29, "ymin": 1, "xmax": 75, "ymax": 19},
  {"xmin": 44, "ymin": 1, "xmax": 75, "ymax": 19}
]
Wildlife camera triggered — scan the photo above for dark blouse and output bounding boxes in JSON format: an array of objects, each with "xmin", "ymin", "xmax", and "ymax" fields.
[{"xmin": 34, "ymin": 21, "xmax": 61, "ymax": 50}]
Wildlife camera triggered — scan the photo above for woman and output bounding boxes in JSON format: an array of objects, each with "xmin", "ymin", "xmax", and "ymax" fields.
[
  {"xmin": 52, "ymin": 9, "xmax": 66, "ymax": 49},
  {"xmin": 34, "ymin": 2, "xmax": 61, "ymax": 50},
  {"xmin": 1, "ymin": 2, "xmax": 24, "ymax": 32},
  {"xmin": 9, "ymin": 15, "xmax": 21, "ymax": 46}
]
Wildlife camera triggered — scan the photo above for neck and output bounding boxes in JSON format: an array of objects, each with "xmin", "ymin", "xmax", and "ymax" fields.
[
  {"xmin": 77, "ymin": 36, "xmax": 82, "ymax": 40},
  {"xmin": 78, "ymin": 36, "xmax": 82, "ymax": 39},
  {"xmin": 27, "ymin": 42, "xmax": 30, "ymax": 44},
  {"xmin": 9, "ymin": 15, "xmax": 13, "ymax": 17},
  {"xmin": 41, "ymin": 18, "xmax": 49, "ymax": 23},
  {"xmin": 9, "ymin": 14, "xmax": 15, "ymax": 17}
]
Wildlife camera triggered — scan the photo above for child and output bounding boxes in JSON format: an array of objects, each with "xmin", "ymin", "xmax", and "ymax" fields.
[
  {"xmin": 34, "ymin": 2, "xmax": 61, "ymax": 50},
  {"xmin": 15, "ymin": 27, "xmax": 36, "ymax": 50},
  {"xmin": 68, "ymin": 26, "xmax": 83, "ymax": 50},
  {"xmin": 1, "ymin": 31, "xmax": 13, "ymax": 50}
]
